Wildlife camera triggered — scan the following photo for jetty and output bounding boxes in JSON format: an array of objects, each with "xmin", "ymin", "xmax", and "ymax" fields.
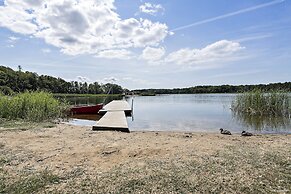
[{"xmin": 92, "ymin": 100, "xmax": 132, "ymax": 132}]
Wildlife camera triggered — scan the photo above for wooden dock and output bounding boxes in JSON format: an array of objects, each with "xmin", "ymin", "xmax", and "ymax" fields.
[
  {"xmin": 92, "ymin": 100, "xmax": 132, "ymax": 132},
  {"xmin": 98, "ymin": 100, "xmax": 132, "ymax": 116}
]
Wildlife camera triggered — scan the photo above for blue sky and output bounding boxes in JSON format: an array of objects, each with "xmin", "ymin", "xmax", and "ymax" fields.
[{"xmin": 0, "ymin": 0, "xmax": 290, "ymax": 89}]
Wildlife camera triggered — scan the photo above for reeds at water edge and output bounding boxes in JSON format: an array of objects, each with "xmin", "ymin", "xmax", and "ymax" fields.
[
  {"xmin": 231, "ymin": 90, "xmax": 290, "ymax": 117},
  {"xmin": 0, "ymin": 91, "xmax": 68, "ymax": 122},
  {"xmin": 231, "ymin": 90, "xmax": 291, "ymax": 130}
]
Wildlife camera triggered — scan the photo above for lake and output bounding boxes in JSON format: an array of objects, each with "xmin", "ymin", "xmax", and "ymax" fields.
[{"xmin": 66, "ymin": 94, "xmax": 291, "ymax": 134}]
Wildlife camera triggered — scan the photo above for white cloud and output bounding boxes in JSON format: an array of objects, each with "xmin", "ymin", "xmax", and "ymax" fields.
[
  {"xmin": 6, "ymin": 36, "xmax": 19, "ymax": 48},
  {"xmin": 76, "ymin": 76, "xmax": 90, "ymax": 82},
  {"xmin": 103, "ymin": 77, "xmax": 118, "ymax": 83},
  {"xmin": 95, "ymin": 49, "xmax": 133, "ymax": 60},
  {"xmin": 139, "ymin": 2, "xmax": 164, "ymax": 16},
  {"xmin": 0, "ymin": 0, "xmax": 169, "ymax": 56},
  {"xmin": 165, "ymin": 40, "xmax": 244, "ymax": 66},
  {"xmin": 141, "ymin": 46, "xmax": 165, "ymax": 62},
  {"xmin": 8, "ymin": 36, "xmax": 20, "ymax": 42}
]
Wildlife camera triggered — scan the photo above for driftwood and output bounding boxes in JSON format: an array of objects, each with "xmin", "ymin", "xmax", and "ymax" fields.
[{"xmin": 101, "ymin": 150, "xmax": 119, "ymax": 155}]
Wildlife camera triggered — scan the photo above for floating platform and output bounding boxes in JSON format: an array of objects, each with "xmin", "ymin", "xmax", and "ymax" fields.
[
  {"xmin": 92, "ymin": 100, "xmax": 132, "ymax": 132},
  {"xmin": 98, "ymin": 100, "xmax": 132, "ymax": 116}
]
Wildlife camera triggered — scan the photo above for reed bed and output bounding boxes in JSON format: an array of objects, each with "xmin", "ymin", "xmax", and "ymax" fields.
[
  {"xmin": 0, "ymin": 91, "xmax": 68, "ymax": 122},
  {"xmin": 231, "ymin": 90, "xmax": 290, "ymax": 117}
]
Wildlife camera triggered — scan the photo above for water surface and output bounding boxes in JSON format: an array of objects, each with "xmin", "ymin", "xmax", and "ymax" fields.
[{"xmin": 66, "ymin": 94, "xmax": 291, "ymax": 133}]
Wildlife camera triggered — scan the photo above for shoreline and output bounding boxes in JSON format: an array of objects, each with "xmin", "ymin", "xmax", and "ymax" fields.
[
  {"xmin": 1, "ymin": 123, "xmax": 290, "ymax": 193},
  {"xmin": 63, "ymin": 120, "xmax": 291, "ymax": 135}
]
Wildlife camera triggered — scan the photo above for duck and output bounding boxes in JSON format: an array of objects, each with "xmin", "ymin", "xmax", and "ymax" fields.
[
  {"xmin": 241, "ymin": 131, "xmax": 253, "ymax": 136},
  {"xmin": 220, "ymin": 128, "xmax": 232, "ymax": 135}
]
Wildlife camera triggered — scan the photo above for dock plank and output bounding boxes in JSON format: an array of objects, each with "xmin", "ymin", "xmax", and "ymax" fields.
[
  {"xmin": 92, "ymin": 111, "xmax": 129, "ymax": 132},
  {"xmin": 99, "ymin": 100, "xmax": 132, "ymax": 116},
  {"xmin": 103, "ymin": 100, "xmax": 131, "ymax": 111},
  {"xmin": 93, "ymin": 100, "xmax": 131, "ymax": 132}
]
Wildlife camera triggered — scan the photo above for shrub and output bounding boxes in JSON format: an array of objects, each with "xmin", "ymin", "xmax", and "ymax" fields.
[{"xmin": 0, "ymin": 86, "xmax": 14, "ymax": 95}]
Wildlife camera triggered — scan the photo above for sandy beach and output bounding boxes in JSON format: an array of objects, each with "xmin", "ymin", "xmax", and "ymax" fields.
[{"xmin": 1, "ymin": 123, "xmax": 290, "ymax": 193}]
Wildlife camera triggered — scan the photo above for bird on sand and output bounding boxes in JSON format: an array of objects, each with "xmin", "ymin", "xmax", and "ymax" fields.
[
  {"xmin": 241, "ymin": 131, "xmax": 253, "ymax": 136},
  {"xmin": 220, "ymin": 128, "xmax": 232, "ymax": 135}
]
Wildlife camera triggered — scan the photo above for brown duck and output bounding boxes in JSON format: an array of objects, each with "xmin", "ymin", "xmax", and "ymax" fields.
[
  {"xmin": 241, "ymin": 131, "xmax": 253, "ymax": 136},
  {"xmin": 220, "ymin": 128, "xmax": 232, "ymax": 135}
]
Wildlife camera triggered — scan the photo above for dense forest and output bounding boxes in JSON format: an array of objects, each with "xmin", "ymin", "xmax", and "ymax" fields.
[
  {"xmin": 133, "ymin": 82, "xmax": 291, "ymax": 95},
  {"xmin": 0, "ymin": 66, "xmax": 125, "ymax": 95}
]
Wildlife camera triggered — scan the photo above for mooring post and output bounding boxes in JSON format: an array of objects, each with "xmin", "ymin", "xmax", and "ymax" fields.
[{"xmin": 131, "ymin": 97, "xmax": 134, "ymax": 121}]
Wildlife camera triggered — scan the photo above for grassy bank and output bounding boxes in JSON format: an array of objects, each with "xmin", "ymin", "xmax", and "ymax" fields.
[
  {"xmin": 0, "ymin": 91, "xmax": 68, "ymax": 122},
  {"xmin": 0, "ymin": 119, "xmax": 56, "ymax": 133}
]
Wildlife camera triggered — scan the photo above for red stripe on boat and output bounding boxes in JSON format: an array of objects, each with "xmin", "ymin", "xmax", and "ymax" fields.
[{"xmin": 70, "ymin": 103, "xmax": 103, "ymax": 114}]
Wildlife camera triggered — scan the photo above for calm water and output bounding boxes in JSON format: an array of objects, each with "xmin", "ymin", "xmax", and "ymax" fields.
[{"xmin": 66, "ymin": 94, "xmax": 291, "ymax": 134}]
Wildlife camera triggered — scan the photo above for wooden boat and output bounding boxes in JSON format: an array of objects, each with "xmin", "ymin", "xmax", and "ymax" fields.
[{"xmin": 70, "ymin": 103, "xmax": 103, "ymax": 114}]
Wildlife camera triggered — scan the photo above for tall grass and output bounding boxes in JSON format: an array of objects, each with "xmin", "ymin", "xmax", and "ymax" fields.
[
  {"xmin": 0, "ymin": 91, "xmax": 68, "ymax": 122},
  {"xmin": 231, "ymin": 90, "xmax": 290, "ymax": 117}
]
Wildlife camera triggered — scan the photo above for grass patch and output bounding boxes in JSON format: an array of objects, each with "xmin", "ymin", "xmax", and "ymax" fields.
[
  {"xmin": 0, "ymin": 157, "xmax": 8, "ymax": 165},
  {"xmin": 0, "ymin": 119, "xmax": 56, "ymax": 132},
  {"xmin": 0, "ymin": 91, "xmax": 68, "ymax": 122},
  {"xmin": 0, "ymin": 136, "xmax": 289, "ymax": 193},
  {"xmin": 0, "ymin": 171, "xmax": 60, "ymax": 194},
  {"xmin": 59, "ymin": 145, "xmax": 291, "ymax": 193},
  {"xmin": 0, "ymin": 148, "xmax": 60, "ymax": 194},
  {"xmin": 41, "ymin": 122, "xmax": 56, "ymax": 128}
]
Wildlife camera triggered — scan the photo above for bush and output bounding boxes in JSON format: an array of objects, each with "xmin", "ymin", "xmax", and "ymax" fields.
[
  {"xmin": 0, "ymin": 91, "xmax": 68, "ymax": 122},
  {"xmin": 0, "ymin": 86, "xmax": 14, "ymax": 95}
]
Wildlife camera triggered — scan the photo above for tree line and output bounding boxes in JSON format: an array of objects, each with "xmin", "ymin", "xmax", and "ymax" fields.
[
  {"xmin": 1, "ymin": 65, "xmax": 290, "ymax": 95},
  {"xmin": 0, "ymin": 66, "xmax": 124, "ymax": 95},
  {"xmin": 133, "ymin": 82, "xmax": 291, "ymax": 95}
]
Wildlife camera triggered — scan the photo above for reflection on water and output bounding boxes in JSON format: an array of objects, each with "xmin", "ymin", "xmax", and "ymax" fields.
[
  {"xmin": 127, "ymin": 94, "xmax": 290, "ymax": 133},
  {"xmin": 62, "ymin": 94, "xmax": 290, "ymax": 134},
  {"xmin": 232, "ymin": 112, "xmax": 291, "ymax": 132},
  {"xmin": 67, "ymin": 119, "xmax": 97, "ymax": 126},
  {"xmin": 68, "ymin": 114, "xmax": 103, "ymax": 126},
  {"xmin": 60, "ymin": 95, "xmax": 122, "ymax": 125},
  {"xmin": 128, "ymin": 94, "xmax": 234, "ymax": 132}
]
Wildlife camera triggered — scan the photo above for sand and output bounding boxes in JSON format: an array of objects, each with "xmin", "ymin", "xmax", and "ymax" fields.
[
  {"xmin": 0, "ymin": 123, "xmax": 289, "ymax": 172},
  {"xmin": 0, "ymin": 123, "xmax": 290, "ymax": 193}
]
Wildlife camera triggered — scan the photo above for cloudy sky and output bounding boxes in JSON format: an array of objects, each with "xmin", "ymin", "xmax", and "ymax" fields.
[{"xmin": 0, "ymin": 0, "xmax": 290, "ymax": 89}]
